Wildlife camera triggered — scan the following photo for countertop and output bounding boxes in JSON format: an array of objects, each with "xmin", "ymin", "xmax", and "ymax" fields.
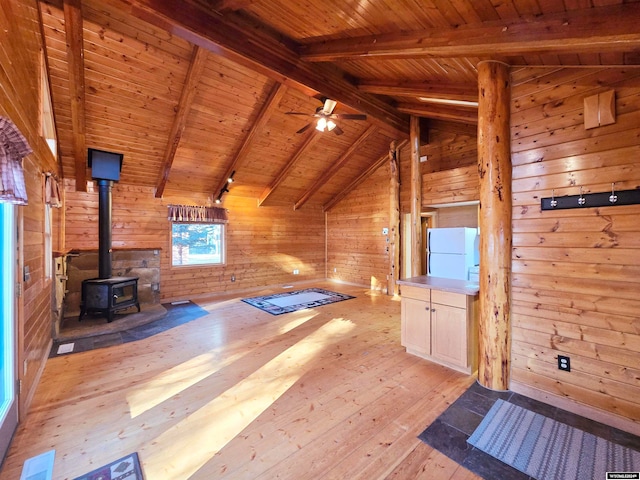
[{"xmin": 397, "ymin": 275, "xmax": 479, "ymax": 296}]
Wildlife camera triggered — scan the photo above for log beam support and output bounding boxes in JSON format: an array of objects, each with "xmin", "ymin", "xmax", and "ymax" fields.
[
  {"xmin": 477, "ymin": 61, "xmax": 512, "ymax": 391},
  {"xmin": 409, "ymin": 116, "xmax": 422, "ymax": 277},
  {"xmin": 388, "ymin": 140, "xmax": 400, "ymax": 296}
]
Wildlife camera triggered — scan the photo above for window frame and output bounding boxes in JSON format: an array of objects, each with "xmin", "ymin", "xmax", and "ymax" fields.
[
  {"xmin": 44, "ymin": 203, "xmax": 52, "ymax": 279},
  {"xmin": 170, "ymin": 221, "xmax": 226, "ymax": 268}
]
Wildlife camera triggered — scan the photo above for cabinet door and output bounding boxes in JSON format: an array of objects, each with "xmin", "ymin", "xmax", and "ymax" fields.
[
  {"xmin": 431, "ymin": 303, "xmax": 467, "ymax": 368},
  {"xmin": 401, "ymin": 297, "xmax": 431, "ymax": 356}
]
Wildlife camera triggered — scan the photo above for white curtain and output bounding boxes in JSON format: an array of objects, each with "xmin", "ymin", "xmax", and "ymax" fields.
[
  {"xmin": 45, "ymin": 173, "xmax": 62, "ymax": 207},
  {"xmin": 0, "ymin": 116, "xmax": 31, "ymax": 205}
]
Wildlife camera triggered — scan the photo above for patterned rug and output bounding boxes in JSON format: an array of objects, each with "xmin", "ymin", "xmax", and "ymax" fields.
[
  {"xmin": 468, "ymin": 399, "xmax": 640, "ymax": 480},
  {"xmin": 73, "ymin": 452, "xmax": 144, "ymax": 480},
  {"xmin": 242, "ymin": 288, "xmax": 354, "ymax": 315}
]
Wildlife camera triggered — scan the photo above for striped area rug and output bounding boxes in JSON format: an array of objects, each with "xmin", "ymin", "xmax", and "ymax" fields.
[{"xmin": 467, "ymin": 399, "xmax": 640, "ymax": 480}]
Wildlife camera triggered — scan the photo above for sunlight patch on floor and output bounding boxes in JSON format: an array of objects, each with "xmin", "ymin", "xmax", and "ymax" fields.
[
  {"xmin": 126, "ymin": 350, "xmax": 243, "ymax": 418},
  {"xmin": 278, "ymin": 312, "xmax": 317, "ymax": 334},
  {"xmin": 139, "ymin": 317, "xmax": 355, "ymax": 479}
]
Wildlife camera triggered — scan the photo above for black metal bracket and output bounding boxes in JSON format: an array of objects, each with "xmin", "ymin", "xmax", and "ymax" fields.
[{"xmin": 541, "ymin": 187, "xmax": 640, "ymax": 210}]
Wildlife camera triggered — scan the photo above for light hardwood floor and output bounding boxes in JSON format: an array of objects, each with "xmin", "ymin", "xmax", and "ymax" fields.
[{"xmin": 0, "ymin": 283, "xmax": 481, "ymax": 480}]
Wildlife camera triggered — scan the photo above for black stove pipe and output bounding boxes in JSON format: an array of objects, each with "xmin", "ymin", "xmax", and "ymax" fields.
[{"xmin": 97, "ymin": 179, "xmax": 113, "ymax": 279}]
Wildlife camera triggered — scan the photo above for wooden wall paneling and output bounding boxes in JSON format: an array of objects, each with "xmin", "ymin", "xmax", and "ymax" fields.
[
  {"xmin": 510, "ymin": 66, "xmax": 640, "ymax": 435},
  {"xmin": 422, "ymin": 165, "xmax": 479, "ymax": 206},
  {"xmin": 64, "ymin": 183, "xmax": 326, "ymax": 301},
  {"xmin": 436, "ymin": 205, "xmax": 478, "ymax": 228},
  {"xmin": 327, "ymin": 163, "xmax": 391, "ymax": 291},
  {"xmin": 0, "ymin": 0, "xmax": 61, "ymax": 419}
]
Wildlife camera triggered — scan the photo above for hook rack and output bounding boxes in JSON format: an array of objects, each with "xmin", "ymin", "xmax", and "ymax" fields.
[{"xmin": 541, "ymin": 185, "xmax": 640, "ymax": 210}]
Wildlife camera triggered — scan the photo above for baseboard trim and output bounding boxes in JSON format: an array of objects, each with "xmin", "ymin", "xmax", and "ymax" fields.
[{"xmin": 510, "ymin": 380, "xmax": 640, "ymax": 437}]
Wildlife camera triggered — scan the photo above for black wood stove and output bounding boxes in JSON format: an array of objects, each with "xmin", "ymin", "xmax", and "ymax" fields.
[
  {"xmin": 79, "ymin": 149, "xmax": 140, "ymax": 323},
  {"xmin": 80, "ymin": 276, "xmax": 139, "ymax": 323}
]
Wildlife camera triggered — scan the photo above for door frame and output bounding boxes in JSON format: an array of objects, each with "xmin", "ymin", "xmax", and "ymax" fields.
[{"xmin": 0, "ymin": 203, "xmax": 18, "ymax": 463}]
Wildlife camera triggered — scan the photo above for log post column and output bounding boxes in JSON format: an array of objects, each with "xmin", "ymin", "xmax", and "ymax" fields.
[
  {"xmin": 477, "ymin": 60, "xmax": 512, "ymax": 391},
  {"xmin": 388, "ymin": 141, "xmax": 400, "ymax": 296},
  {"xmin": 410, "ymin": 116, "xmax": 422, "ymax": 277}
]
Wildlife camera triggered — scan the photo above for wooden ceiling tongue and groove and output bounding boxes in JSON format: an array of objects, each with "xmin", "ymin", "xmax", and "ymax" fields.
[{"xmin": 39, "ymin": 0, "xmax": 640, "ymax": 208}]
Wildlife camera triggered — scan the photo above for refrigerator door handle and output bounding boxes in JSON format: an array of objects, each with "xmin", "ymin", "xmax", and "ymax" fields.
[
  {"xmin": 427, "ymin": 231, "xmax": 431, "ymax": 252},
  {"xmin": 427, "ymin": 252, "xmax": 431, "ymax": 275}
]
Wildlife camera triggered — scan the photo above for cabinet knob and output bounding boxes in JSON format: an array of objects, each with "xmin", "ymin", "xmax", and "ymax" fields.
[{"xmin": 431, "ymin": 308, "xmax": 436, "ymax": 312}]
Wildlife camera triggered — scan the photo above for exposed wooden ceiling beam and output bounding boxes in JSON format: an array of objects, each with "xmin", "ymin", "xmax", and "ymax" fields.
[
  {"xmin": 63, "ymin": 0, "xmax": 87, "ymax": 191},
  {"xmin": 397, "ymin": 103, "xmax": 478, "ymax": 125},
  {"xmin": 300, "ymin": 4, "xmax": 640, "ymax": 62},
  {"xmin": 117, "ymin": 0, "xmax": 409, "ymax": 134},
  {"xmin": 258, "ymin": 130, "xmax": 320, "ymax": 206},
  {"xmin": 214, "ymin": 81, "xmax": 287, "ymax": 199},
  {"xmin": 294, "ymin": 125, "xmax": 378, "ymax": 210},
  {"xmin": 324, "ymin": 139, "xmax": 408, "ymax": 212},
  {"xmin": 156, "ymin": 46, "xmax": 208, "ymax": 198},
  {"xmin": 358, "ymin": 81, "xmax": 477, "ymax": 103}
]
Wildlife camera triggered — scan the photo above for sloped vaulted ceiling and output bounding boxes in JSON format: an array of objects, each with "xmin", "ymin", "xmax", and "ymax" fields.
[{"xmin": 39, "ymin": 0, "xmax": 640, "ymax": 208}]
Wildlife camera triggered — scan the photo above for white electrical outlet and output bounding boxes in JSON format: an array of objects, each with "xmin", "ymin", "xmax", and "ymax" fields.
[{"xmin": 293, "ymin": 269, "xmax": 299, "ymax": 275}]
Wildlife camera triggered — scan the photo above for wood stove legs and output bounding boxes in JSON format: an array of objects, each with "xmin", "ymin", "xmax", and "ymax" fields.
[{"xmin": 79, "ymin": 301, "xmax": 141, "ymax": 323}]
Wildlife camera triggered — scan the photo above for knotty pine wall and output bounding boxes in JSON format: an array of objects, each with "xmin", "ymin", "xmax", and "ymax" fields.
[
  {"xmin": 399, "ymin": 122, "xmax": 479, "ymax": 213},
  {"xmin": 64, "ymin": 180, "xmax": 325, "ymax": 302},
  {"xmin": 510, "ymin": 67, "xmax": 640, "ymax": 434},
  {"xmin": 1, "ymin": 0, "xmax": 62, "ymax": 417},
  {"xmin": 326, "ymin": 160, "xmax": 391, "ymax": 291}
]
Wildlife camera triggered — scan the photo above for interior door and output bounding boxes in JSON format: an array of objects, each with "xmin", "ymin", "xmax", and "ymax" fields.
[{"xmin": 0, "ymin": 202, "xmax": 18, "ymax": 462}]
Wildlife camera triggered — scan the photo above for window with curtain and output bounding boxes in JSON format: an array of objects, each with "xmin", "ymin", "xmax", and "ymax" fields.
[
  {"xmin": 44, "ymin": 174, "xmax": 61, "ymax": 279},
  {"xmin": 168, "ymin": 205, "xmax": 228, "ymax": 267},
  {"xmin": 0, "ymin": 116, "xmax": 31, "ymax": 205}
]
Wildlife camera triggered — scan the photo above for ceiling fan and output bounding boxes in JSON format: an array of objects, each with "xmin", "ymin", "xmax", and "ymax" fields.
[{"xmin": 285, "ymin": 98, "xmax": 367, "ymax": 135}]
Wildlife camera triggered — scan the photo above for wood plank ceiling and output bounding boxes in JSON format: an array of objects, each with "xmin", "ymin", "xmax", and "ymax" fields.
[{"xmin": 39, "ymin": 0, "xmax": 640, "ymax": 209}]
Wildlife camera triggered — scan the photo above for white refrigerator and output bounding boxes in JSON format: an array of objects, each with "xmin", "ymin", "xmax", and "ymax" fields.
[{"xmin": 427, "ymin": 227, "xmax": 479, "ymax": 281}]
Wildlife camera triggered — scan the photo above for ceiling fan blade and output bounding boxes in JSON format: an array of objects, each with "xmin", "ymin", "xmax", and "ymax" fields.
[
  {"xmin": 296, "ymin": 123, "xmax": 313, "ymax": 134},
  {"xmin": 322, "ymin": 98, "xmax": 337, "ymax": 114},
  {"xmin": 332, "ymin": 125, "xmax": 344, "ymax": 135},
  {"xmin": 330, "ymin": 114, "xmax": 367, "ymax": 120}
]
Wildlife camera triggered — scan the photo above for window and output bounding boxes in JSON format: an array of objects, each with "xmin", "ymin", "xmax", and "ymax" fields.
[
  {"xmin": 171, "ymin": 223, "xmax": 225, "ymax": 266},
  {"xmin": 168, "ymin": 204, "xmax": 228, "ymax": 266},
  {"xmin": 40, "ymin": 50, "xmax": 57, "ymax": 157}
]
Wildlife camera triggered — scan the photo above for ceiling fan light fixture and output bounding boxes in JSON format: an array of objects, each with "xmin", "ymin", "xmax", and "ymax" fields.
[
  {"xmin": 316, "ymin": 117, "xmax": 327, "ymax": 131},
  {"xmin": 326, "ymin": 120, "xmax": 336, "ymax": 131}
]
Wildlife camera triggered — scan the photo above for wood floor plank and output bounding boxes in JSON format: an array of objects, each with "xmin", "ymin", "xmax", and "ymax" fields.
[{"xmin": 0, "ymin": 283, "xmax": 480, "ymax": 480}]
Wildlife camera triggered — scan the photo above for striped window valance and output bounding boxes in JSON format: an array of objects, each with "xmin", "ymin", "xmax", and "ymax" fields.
[
  {"xmin": 0, "ymin": 116, "xmax": 31, "ymax": 205},
  {"xmin": 168, "ymin": 204, "xmax": 228, "ymax": 223}
]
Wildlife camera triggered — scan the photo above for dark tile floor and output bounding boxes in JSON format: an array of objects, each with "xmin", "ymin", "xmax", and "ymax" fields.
[
  {"xmin": 419, "ymin": 381, "xmax": 640, "ymax": 480},
  {"xmin": 49, "ymin": 301, "xmax": 208, "ymax": 357}
]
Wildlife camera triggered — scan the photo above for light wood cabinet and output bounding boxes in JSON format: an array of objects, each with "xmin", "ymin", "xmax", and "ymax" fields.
[
  {"xmin": 400, "ymin": 284, "xmax": 478, "ymax": 374},
  {"xmin": 401, "ymin": 296, "xmax": 431, "ymax": 356}
]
